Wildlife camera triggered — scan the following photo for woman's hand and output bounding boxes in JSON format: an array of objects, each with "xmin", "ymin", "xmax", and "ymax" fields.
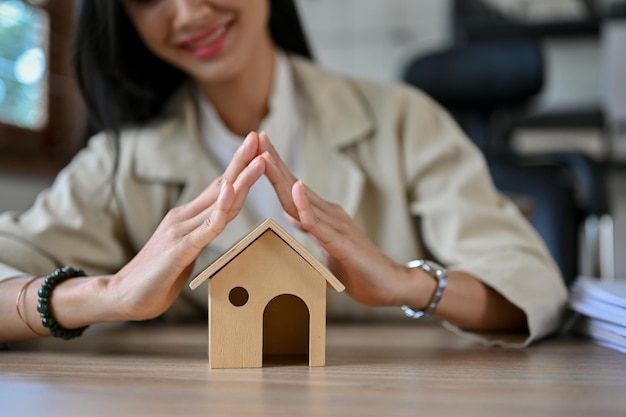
[
  {"xmin": 110, "ymin": 132, "xmax": 268, "ymax": 321},
  {"xmin": 259, "ymin": 132, "xmax": 409, "ymax": 306}
]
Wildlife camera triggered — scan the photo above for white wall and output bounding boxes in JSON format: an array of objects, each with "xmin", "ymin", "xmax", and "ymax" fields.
[{"xmin": 295, "ymin": 0, "xmax": 452, "ymax": 81}]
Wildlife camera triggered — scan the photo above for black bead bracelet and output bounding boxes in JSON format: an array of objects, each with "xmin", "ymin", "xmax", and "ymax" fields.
[{"xmin": 37, "ymin": 266, "xmax": 89, "ymax": 340}]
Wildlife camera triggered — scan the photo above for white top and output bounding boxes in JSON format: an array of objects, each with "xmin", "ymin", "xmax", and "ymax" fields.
[{"xmin": 195, "ymin": 52, "xmax": 304, "ymax": 235}]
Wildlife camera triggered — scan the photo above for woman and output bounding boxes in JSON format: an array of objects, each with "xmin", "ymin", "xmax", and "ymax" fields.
[{"xmin": 0, "ymin": 0, "xmax": 567, "ymax": 346}]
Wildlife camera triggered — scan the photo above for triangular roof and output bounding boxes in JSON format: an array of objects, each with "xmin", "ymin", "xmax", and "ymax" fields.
[{"xmin": 189, "ymin": 218, "xmax": 345, "ymax": 292}]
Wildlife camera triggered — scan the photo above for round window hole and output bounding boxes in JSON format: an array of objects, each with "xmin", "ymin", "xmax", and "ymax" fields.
[{"xmin": 229, "ymin": 287, "xmax": 249, "ymax": 307}]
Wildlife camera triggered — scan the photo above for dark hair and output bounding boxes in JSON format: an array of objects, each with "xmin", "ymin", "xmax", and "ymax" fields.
[{"xmin": 73, "ymin": 0, "xmax": 313, "ymax": 138}]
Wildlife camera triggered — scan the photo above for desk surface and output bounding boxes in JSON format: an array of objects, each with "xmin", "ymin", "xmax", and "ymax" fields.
[{"xmin": 1, "ymin": 323, "xmax": 625, "ymax": 417}]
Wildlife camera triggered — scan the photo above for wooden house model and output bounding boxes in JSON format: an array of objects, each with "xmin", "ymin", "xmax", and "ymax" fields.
[{"xmin": 189, "ymin": 218, "xmax": 345, "ymax": 369}]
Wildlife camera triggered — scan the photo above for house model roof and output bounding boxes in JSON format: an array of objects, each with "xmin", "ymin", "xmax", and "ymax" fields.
[{"xmin": 189, "ymin": 218, "xmax": 345, "ymax": 292}]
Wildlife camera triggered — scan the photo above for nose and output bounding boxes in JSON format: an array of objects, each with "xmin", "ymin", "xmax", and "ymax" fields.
[{"xmin": 172, "ymin": 0, "xmax": 213, "ymax": 30}]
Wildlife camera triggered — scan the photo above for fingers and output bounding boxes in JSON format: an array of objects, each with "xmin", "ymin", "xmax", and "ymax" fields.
[
  {"xmin": 186, "ymin": 181, "xmax": 234, "ymax": 250},
  {"xmin": 291, "ymin": 181, "xmax": 343, "ymax": 246},
  {"xmin": 259, "ymin": 131, "xmax": 299, "ymax": 217},
  {"xmin": 185, "ymin": 154, "xmax": 266, "ymax": 234},
  {"xmin": 181, "ymin": 132, "xmax": 261, "ymax": 218},
  {"xmin": 291, "ymin": 180, "xmax": 318, "ymax": 230},
  {"xmin": 223, "ymin": 131, "xmax": 260, "ymax": 185},
  {"xmin": 189, "ymin": 182, "xmax": 234, "ymax": 248},
  {"xmin": 227, "ymin": 153, "xmax": 267, "ymax": 219}
]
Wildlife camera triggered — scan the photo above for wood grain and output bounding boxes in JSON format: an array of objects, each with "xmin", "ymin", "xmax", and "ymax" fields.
[
  {"xmin": 208, "ymin": 231, "xmax": 327, "ymax": 368},
  {"xmin": 1, "ymin": 323, "xmax": 626, "ymax": 417}
]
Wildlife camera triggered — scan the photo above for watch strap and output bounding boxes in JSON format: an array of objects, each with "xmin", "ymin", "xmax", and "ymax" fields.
[{"xmin": 401, "ymin": 260, "xmax": 448, "ymax": 319}]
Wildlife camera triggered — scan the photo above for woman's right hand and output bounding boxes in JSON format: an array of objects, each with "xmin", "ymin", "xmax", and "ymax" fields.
[
  {"xmin": 108, "ymin": 132, "xmax": 267, "ymax": 321},
  {"xmin": 1, "ymin": 133, "xmax": 270, "ymax": 343}
]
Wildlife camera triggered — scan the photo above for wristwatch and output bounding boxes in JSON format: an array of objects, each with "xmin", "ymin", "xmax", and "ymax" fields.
[{"xmin": 401, "ymin": 260, "xmax": 448, "ymax": 319}]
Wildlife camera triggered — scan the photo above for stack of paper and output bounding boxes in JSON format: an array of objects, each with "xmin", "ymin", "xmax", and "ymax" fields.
[{"xmin": 569, "ymin": 276, "xmax": 626, "ymax": 353}]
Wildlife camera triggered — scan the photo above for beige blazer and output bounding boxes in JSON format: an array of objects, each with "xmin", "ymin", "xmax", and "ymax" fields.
[{"xmin": 0, "ymin": 56, "xmax": 567, "ymax": 346}]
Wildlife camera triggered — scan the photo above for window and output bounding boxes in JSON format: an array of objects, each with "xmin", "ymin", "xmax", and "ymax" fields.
[{"xmin": 0, "ymin": 0, "xmax": 84, "ymax": 174}]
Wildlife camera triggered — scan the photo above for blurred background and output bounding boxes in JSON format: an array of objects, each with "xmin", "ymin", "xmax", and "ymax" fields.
[{"xmin": 1, "ymin": 0, "xmax": 626, "ymax": 283}]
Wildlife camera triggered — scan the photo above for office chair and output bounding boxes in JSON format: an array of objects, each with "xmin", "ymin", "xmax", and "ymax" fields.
[{"xmin": 402, "ymin": 39, "xmax": 614, "ymax": 284}]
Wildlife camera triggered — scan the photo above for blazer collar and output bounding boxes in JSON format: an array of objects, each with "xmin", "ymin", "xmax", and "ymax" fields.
[
  {"xmin": 290, "ymin": 56, "xmax": 372, "ymax": 223},
  {"xmin": 132, "ymin": 84, "xmax": 214, "ymax": 184},
  {"xmin": 131, "ymin": 58, "xmax": 374, "ymax": 255},
  {"xmin": 290, "ymin": 56, "xmax": 374, "ymax": 150},
  {"xmin": 132, "ymin": 56, "xmax": 375, "ymax": 186}
]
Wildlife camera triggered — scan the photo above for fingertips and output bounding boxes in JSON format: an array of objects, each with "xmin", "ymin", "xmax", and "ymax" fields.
[
  {"xmin": 231, "ymin": 131, "xmax": 260, "ymax": 173},
  {"xmin": 292, "ymin": 181, "xmax": 315, "ymax": 227},
  {"xmin": 295, "ymin": 179, "xmax": 328, "ymax": 209},
  {"xmin": 231, "ymin": 155, "xmax": 265, "ymax": 202},
  {"xmin": 237, "ymin": 153, "xmax": 266, "ymax": 187},
  {"xmin": 221, "ymin": 132, "xmax": 260, "ymax": 187},
  {"xmin": 262, "ymin": 151, "xmax": 283, "ymax": 184},
  {"xmin": 259, "ymin": 131, "xmax": 281, "ymax": 159},
  {"xmin": 216, "ymin": 181, "xmax": 235, "ymax": 208},
  {"xmin": 243, "ymin": 131, "xmax": 259, "ymax": 149},
  {"xmin": 259, "ymin": 149, "xmax": 277, "ymax": 167},
  {"xmin": 239, "ymin": 131, "xmax": 260, "ymax": 160},
  {"xmin": 248, "ymin": 153, "xmax": 266, "ymax": 178},
  {"xmin": 260, "ymin": 150, "xmax": 285, "ymax": 186},
  {"xmin": 259, "ymin": 131, "xmax": 272, "ymax": 148},
  {"xmin": 291, "ymin": 180, "xmax": 308, "ymax": 204}
]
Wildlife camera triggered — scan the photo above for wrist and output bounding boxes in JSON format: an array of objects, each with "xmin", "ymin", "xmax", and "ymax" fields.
[
  {"xmin": 49, "ymin": 273, "xmax": 118, "ymax": 328},
  {"xmin": 399, "ymin": 260, "xmax": 448, "ymax": 319},
  {"xmin": 393, "ymin": 264, "xmax": 437, "ymax": 308}
]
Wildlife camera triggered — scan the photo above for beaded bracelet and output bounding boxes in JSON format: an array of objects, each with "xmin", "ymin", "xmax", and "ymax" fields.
[{"xmin": 37, "ymin": 266, "xmax": 89, "ymax": 340}]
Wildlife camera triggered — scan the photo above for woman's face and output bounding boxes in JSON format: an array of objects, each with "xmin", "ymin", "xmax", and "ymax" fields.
[{"xmin": 121, "ymin": 0, "xmax": 273, "ymax": 85}]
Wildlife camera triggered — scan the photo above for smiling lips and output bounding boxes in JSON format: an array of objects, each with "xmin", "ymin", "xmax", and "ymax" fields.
[{"xmin": 179, "ymin": 22, "xmax": 232, "ymax": 59}]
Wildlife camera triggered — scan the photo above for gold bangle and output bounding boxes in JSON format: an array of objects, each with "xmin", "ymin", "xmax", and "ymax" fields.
[{"xmin": 16, "ymin": 277, "xmax": 47, "ymax": 337}]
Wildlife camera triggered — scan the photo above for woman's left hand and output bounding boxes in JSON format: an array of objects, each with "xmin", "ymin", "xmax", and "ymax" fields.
[{"xmin": 259, "ymin": 132, "xmax": 410, "ymax": 306}]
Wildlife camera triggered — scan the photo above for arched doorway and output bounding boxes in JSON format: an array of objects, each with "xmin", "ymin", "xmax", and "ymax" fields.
[{"xmin": 263, "ymin": 294, "xmax": 310, "ymax": 366}]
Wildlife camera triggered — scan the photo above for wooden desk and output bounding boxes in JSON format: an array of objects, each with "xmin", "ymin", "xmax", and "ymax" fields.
[{"xmin": 1, "ymin": 323, "xmax": 625, "ymax": 417}]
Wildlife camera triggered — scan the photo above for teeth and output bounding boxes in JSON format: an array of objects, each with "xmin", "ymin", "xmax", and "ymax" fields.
[{"xmin": 190, "ymin": 25, "xmax": 227, "ymax": 48}]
